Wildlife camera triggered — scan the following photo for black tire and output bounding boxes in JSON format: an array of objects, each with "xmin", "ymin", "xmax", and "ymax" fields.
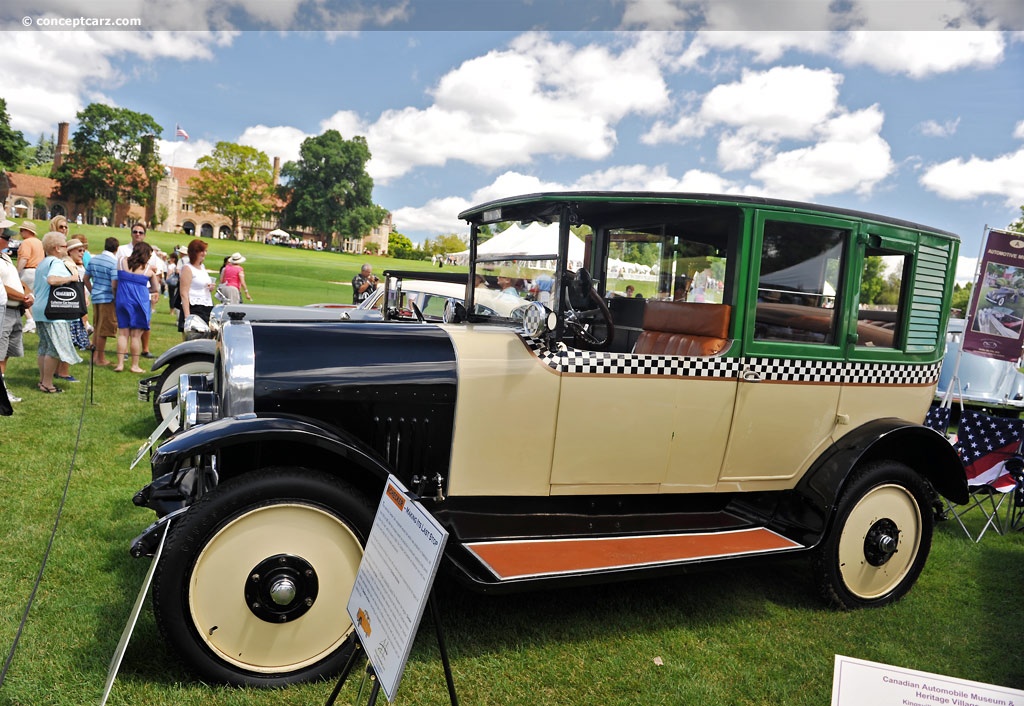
[
  {"xmin": 812, "ymin": 461, "xmax": 933, "ymax": 610},
  {"xmin": 151, "ymin": 354, "xmax": 213, "ymax": 433},
  {"xmin": 152, "ymin": 468, "xmax": 375, "ymax": 686}
]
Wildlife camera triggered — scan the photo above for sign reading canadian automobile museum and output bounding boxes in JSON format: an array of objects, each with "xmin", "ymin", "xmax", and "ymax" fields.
[
  {"xmin": 963, "ymin": 228, "xmax": 1024, "ymax": 362},
  {"xmin": 832, "ymin": 655, "xmax": 1024, "ymax": 706},
  {"xmin": 346, "ymin": 476, "xmax": 448, "ymax": 703}
]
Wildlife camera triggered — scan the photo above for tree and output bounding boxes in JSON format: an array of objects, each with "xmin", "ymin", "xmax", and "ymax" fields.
[
  {"xmin": 52, "ymin": 103, "xmax": 162, "ymax": 224},
  {"xmin": 29, "ymin": 132, "xmax": 55, "ymax": 166},
  {"xmin": 190, "ymin": 142, "xmax": 275, "ymax": 239},
  {"xmin": 1009, "ymin": 206, "xmax": 1024, "ymax": 233},
  {"xmin": 951, "ymin": 282, "xmax": 972, "ymax": 315},
  {"xmin": 280, "ymin": 130, "xmax": 387, "ymax": 249},
  {"xmin": 422, "ymin": 233, "xmax": 467, "ymax": 256},
  {"xmin": 388, "ymin": 231, "xmax": 418, "ymax": 259},
  {"xmin": 0, "ymin": 98, "xmax": 28, "ymax": 170},
  {"xmin": 860, "ymin": 255, "xmax": 885, "ymax": 305}
]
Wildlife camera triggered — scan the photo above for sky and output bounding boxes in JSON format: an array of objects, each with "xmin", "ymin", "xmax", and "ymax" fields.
[{"xmin": 1, "ymin": 1, "xmax": 1023, "ymax": 283}]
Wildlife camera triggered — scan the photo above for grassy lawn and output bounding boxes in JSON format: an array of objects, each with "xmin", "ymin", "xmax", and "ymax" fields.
[{"xmin": 1, "ymin": 231, "xmax": 1023, "ymax": 705}]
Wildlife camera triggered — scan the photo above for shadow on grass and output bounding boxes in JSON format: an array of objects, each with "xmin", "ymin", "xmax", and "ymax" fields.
[{"xmin": 417, "ymin": 555, "xmax": 820, "ymax": 662}]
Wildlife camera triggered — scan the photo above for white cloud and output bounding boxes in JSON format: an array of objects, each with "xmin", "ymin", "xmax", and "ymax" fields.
[
  {"xmin": 685, "ymin": 31, "xmax": 834, "ymax": 62},
  {"xmin": 640, "ymin": 114, "xmax": 705, "ymax": 144},
  {"xmin": 363, "ymin": 32, "xmax": 674, "ymax": 183},
  {"xmin": 838, "ymin": 31, "xmax": 1005, "ymax": 78},
  {"xmin": 751, "ymin": 105, "xmax": 894, "ymax": 200},
  {"xmin": 395, "ymin": 165, "xmax": 751, "ymax": 239},
  {"xmin": 918, "ymin": 118, "xmax": 961, "ymax": 138},
  {"xmin": 0, "ymin": 30, "xmax": 234, "ymax": 136},
  {"xmin": 956, "ymin": 256, "xmax": 978, "ymax": 286},
  {"xmin": 701, "ymin": 66, "xmax": 843, "ymax": 140},
  {"xmin": 319, "ymin": 110, "xmax": 369, "ymax": 140},
  {"xmin": 157, "ymin": 137, "xmax": 215, "ymax": 170},
  {"xmin": 237, "ymin": 125, "xmax": 308, "ymax": 166},
  {"xmin": 1014, "ymin": 120, "xmax": 1024, "ymax": 140},
  {"xmin": 717, "ymin": 129, "xmax": 771, "ymax": 171},
  {"xmin": 920, "ymin": 147, "xmax": 1024, "ymax": 207},
  {"xmin": 616, "ymin": 0, "xmax": 1007, "ymax": 30},
  {"xmin": 392, "ymin": 196, "xmax": 474, "ymax": 237}
]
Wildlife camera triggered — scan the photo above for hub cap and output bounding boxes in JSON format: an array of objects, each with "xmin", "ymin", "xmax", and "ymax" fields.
[{"xmin": 244, "ymin": 554, "xmax": 318, "ymax": 623}]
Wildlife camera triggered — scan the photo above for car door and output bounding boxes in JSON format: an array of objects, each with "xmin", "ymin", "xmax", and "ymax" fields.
[{"xmin": 720, "ymin": 211, "xmax": 855, "ymax": 487}]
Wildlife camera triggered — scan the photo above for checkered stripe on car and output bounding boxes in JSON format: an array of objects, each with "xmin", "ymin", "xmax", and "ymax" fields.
[{"xmin": 519, "ymin": 336, "xmax": 941, "ymax": 385}]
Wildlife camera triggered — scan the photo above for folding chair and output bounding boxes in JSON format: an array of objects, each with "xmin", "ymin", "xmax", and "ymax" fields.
[
  {"xmin": 1005, "ymin": 456, "xmax": 1024, "ymax": 532},
  {"xmin": 946, "ymin": 410, "xmax": 1024, "ymax": 542}
]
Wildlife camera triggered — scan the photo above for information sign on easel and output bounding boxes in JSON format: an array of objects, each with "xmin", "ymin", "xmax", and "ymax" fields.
[{"xmin": 346, "ymin": 476, "xmax": 449, "ymax": 703}]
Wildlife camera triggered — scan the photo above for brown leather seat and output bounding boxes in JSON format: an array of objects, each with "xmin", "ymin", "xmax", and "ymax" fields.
[{"xmin": 633, "ymin": 301, "xmax": 732, "ymax": 356}]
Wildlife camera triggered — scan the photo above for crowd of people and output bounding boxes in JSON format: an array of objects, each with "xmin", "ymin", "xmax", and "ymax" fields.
[{"xmin": 0, "ymin": 210, "xmax": 254, "ymax": 408}]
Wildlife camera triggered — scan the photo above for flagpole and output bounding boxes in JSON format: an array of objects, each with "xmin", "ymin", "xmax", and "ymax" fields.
[{"xmin": 942, "ymin": 225, "xmax": 990, "ymax": 411}]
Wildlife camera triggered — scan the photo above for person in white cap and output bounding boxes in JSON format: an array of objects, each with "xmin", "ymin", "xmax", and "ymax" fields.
[{"xmin": 218, "ymin": 252, "xmax": 251, "ymax": 304}]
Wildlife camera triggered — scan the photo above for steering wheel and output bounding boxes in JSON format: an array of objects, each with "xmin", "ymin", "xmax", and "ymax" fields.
[{"xmin": 563, "ymin": 268, "xmax": 614, "ymax": 350}]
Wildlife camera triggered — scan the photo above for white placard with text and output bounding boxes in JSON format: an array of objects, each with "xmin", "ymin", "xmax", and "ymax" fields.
[
  {"xmin": 346, "ymin": 476, "xmax": 448, "ymax": 703},
  {"xmin": 833, "ymin": 654, "xmax": 1024, "ymax": 706}
]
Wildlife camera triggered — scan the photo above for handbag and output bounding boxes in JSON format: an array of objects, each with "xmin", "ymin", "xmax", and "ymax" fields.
[
  {"xmin": 44, "ymin": 259, "xmax": 88, "ymax": 321},
  {"xmin": 45, "ymin": 280, "xmax": 87, "ymax": 319}
]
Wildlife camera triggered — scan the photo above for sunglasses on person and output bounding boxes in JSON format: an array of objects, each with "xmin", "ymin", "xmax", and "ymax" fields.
[
  {"xmin": 57, "ymin": 224, "xmax": 68, "ymax": 230},
  {"xmin": 132, "ymin": 229, "xmax": 145, "ymax": 235}
]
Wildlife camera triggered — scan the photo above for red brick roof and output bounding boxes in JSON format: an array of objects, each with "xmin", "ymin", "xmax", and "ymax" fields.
[
  {"xmin": 167, "ymin": 166, "xmax": 200, "ymax": 184},
  {"xmin": 5, "ymin": 172, "xmax": 59, "ymax": 198}
]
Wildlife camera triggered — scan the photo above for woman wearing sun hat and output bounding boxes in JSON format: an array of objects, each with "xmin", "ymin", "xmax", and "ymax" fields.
[{"xmin": 218, "ymin": 252, "xmax": 251, "ymax": 304}]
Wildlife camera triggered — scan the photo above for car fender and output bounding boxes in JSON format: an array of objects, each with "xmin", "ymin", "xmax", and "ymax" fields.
[
  {"xmin": 151, "ymin": 414, "xmax": 394, "ymax": 489},
  {"xmin": 748, "ymin": 419, "xmax": 967, "ymax": 547},
  {"xmin": 151, "ymin": 339, "xmax": 216, "ymax": 371}
]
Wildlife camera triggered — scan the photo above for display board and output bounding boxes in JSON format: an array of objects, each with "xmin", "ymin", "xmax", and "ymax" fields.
[
  {"xmin": 963, "ymin": 227, "xmax": 1024, "ymax": 362},
  {"xmin": 346, "ymin": 476, "xmax": 448, "ymax": 703},
  {"xmin": 832, "ymin": 654, "xmax": 1024, "ymax": 705}
]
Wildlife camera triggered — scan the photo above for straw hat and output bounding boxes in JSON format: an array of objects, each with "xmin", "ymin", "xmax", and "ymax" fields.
[
  {"xmin": 19, "ymin": 221, "xmax": 36, "ymax": 236},
  {"xmin": 228, "ymin": 252, "xmax": 246, "ymax": 264},
  {"xmin": 66, "ymin": 238, "xmax": 85, "ymax": 251}
]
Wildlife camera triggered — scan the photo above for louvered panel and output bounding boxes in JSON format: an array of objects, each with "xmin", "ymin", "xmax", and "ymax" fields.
[{"xmin": 907, "ymin": 243, "xmax": 951, "ymax": 352}]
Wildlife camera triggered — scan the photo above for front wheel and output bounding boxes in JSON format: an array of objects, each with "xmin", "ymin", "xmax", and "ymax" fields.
[
  {"xmin": 152, "ymin": 468, "xmax": 375, "ymax": 686},
  {"xmin": 812, "ymin": 461, "xmax": 933, "ymax": 609},
  {"xmin": 152, "ymin": 353, "xmax": 213, "ymax": 433}
]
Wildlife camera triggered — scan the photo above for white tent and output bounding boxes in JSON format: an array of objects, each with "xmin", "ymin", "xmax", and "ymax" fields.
[{"xmin": 454, "ymin": 222, "xmax": 586, "ymax": 269}]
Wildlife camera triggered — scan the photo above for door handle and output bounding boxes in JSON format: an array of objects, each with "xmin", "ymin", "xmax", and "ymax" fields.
[{"xmin": 742, "ymin": 369, "xmax": 763, "ymax": 383}]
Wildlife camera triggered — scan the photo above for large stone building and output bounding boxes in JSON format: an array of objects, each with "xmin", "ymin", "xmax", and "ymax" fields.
[{"xmin": 1, "ymin": 122, "xmax": 391, "ymax": 253}]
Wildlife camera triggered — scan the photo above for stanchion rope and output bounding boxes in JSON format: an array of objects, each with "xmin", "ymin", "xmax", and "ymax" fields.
[{"xmin": 0, "ymin": 353, "xmax": 96, "ymax": 687}]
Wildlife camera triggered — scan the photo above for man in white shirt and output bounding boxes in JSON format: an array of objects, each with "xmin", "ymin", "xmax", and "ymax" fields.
[{"xmin": 0, "ymin": 217, "xmax": 32, "ymax": 403}]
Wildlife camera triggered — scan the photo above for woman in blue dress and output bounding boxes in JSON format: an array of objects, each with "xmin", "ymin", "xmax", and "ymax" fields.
[{"xmin": 114, "ymin": 241, "xmax": 156, "ymax": 372}]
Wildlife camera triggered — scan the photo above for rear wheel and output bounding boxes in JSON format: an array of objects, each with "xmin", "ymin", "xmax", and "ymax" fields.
[
  {"xmin": 812, "ymin": 462, "xmax": 932, "ymax": 609},
  {"xmin": 152, "ymin": 354, "xmax": 213, "ymax": 433},
  {"xmin": 153, "ymin": 468, "xmax": 375, "ymax": 686}
]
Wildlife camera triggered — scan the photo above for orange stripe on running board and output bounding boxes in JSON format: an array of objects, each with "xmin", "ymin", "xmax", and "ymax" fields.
[{"xmin": 465, "ymin": 528, "xmax": 804, "ymax": 581}]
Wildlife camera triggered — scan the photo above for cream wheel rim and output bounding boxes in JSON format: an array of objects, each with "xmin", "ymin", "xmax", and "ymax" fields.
[
  {"xmin": 837, "ymin": 483, "xmax": 921, "ymax": 600},
  {"xmin": 188, "ymin": 503, "xmax": 362, "ymax": 673}
]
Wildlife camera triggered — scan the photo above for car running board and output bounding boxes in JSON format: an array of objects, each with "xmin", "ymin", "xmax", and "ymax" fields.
[{"xmin": 464, "ymin": 527, "xmax": 804, "ymax": 581}]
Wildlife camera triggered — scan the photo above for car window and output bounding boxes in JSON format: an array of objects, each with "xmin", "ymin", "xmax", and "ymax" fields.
[
  {"xmin": 855, "ymin": 249, "xmax": 908, "ymax": 349},
  {"xmin": 755, "ymin": 219, "xmax": 848, "ymax": 345}
]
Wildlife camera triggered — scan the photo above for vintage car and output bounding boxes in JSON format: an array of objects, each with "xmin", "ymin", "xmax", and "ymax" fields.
[
  {"xmin": 984, "ymin": 285, "xmax": 1022, "ymax": 307},
  {"xmin": 130, "ymin": 192, "xmax": 966, "ymax": 687},
  {"xmin": 140, "ymin": 273, "xmax": 517, "ymax": 432}
]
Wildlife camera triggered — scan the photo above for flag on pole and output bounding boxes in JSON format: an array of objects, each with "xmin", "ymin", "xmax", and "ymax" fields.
[{"xmin": 175, "ymin": 124, "xmax": 190, "ymax": 140}]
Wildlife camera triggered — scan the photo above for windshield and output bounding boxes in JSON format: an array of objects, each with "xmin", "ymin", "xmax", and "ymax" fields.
[{"xmin": 466, "ymin": 201, "xmax": 737, "ymax": 336}]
